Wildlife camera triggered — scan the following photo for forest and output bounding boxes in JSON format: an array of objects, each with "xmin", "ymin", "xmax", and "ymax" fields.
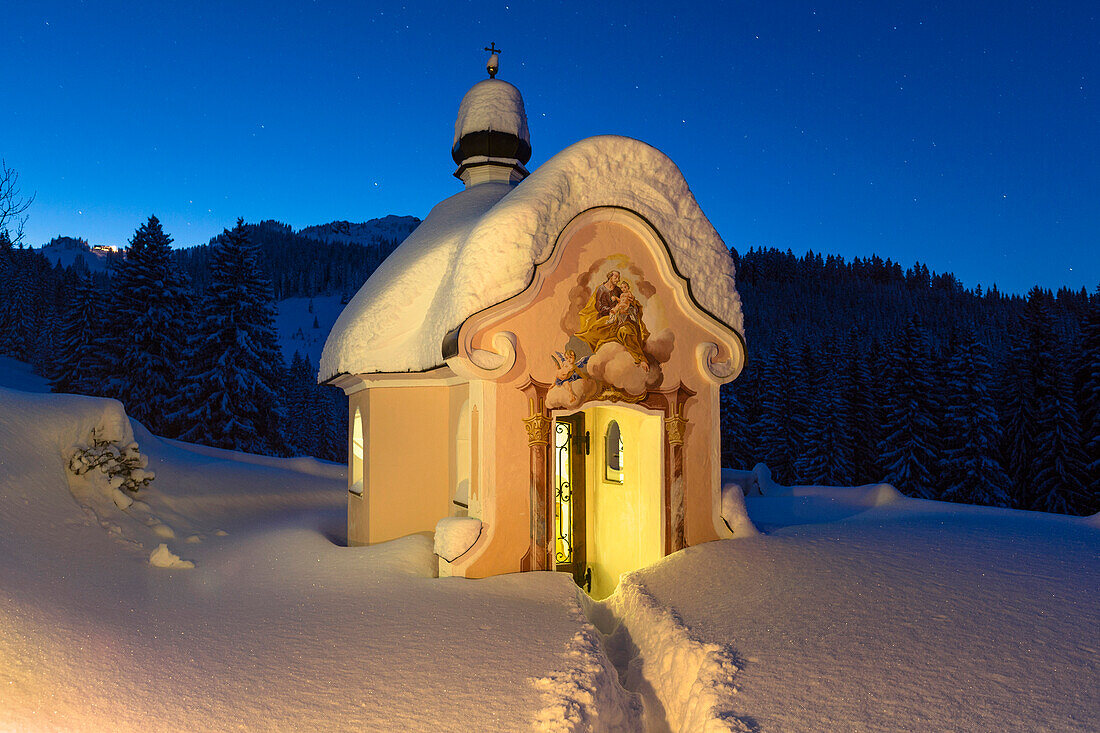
[
  {"xmin": 725, "ymin": 247, "xmax": 1098, "ymax": 515},
  {"xmin": 1, "ymin": 220, "xmax": 1096, "ymax": 515}
]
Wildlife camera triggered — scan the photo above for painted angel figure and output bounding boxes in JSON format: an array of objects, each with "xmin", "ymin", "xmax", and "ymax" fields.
[{"xmin": 553, "ymin": 349, "xmax": 590, "ymax": 385}]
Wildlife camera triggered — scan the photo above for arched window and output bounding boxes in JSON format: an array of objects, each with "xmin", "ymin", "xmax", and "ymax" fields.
[
  {"xmin": 604, "ymin": 420, "xmax": 624, "ymax": 483},
  {"xmin": 351, "ymin": 408, "xmax": 364, "ymax": 494}
]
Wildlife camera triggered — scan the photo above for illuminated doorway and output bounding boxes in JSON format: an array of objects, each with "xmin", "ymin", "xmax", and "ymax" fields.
[{"xmin": 553, "ymin": 404, "xmax": 663, "ymax": 599}]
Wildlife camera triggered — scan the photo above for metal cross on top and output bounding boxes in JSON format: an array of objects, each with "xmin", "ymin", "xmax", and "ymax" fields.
[{"xmin": 484, "ymin": 42, "xmax": 502, "ymax": 78}]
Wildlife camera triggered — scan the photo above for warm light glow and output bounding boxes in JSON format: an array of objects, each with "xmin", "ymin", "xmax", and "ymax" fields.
[
  {"xmin": 351, "ymin": 408, "xmax": 364, "ymax": 494},
  {"xmin": 586, "ymin": 406, "xmax": 662, "ymax": 599},
  {"xmin": 553, "ymin": 420, "xmax": 573, "ymax": 565}
]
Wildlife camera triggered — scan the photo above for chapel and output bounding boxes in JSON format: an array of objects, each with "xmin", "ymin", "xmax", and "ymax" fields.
[{"xmin": 320, "ymin": 52, "xmax": 747, "ymax": 598}]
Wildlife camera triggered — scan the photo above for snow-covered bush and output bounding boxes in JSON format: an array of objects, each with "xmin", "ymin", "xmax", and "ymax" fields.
[{"xmin": 67, "ymin": 429, "xmax": 154, "ymax": 494}]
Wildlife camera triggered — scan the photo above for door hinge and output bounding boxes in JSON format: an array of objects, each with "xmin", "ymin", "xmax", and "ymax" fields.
[
  {"xmin": 583, "ymin": 431, "xmax": 590, "ymax": 455},
  {"xmin": 584, "ymin": 566, "xmax": 592, "ymax": 593}
]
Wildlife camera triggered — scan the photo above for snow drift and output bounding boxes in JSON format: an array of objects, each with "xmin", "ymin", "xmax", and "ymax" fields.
[{"xmin": 0, "ymin": 385, "xmax": 638, "ymax": 731}]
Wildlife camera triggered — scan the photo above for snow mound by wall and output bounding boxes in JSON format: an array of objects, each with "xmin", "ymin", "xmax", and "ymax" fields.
[
  {"xmin": 453, "ymin": 78, "xmax": 530, "ymax": 147},
  {"xmin": 743, "ymin": 464, "xmax": 903, "ymax": 507},
  {"xmin": 434, "ymin": 516, "xmax": 482, "ymax": 562},
  {"xmin": 606, "ymin": 574, "xmax": 751, "ymax": 732},
  {"xmin": 719, "ymin": 477, "xmax": 759, "ymax": 538},
  {"xmin": 321, "ymin": 135, "xmax": 745, "ymax": 379},
  {"xmin": 763, "ymin": 480, "xmax": 905, "ymax": 506}
]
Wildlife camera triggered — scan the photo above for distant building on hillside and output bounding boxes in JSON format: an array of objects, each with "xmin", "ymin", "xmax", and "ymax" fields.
[
  {"xmin": 320, "ymin": 51, "xmax": 747, "ymax": 597},
  {"xmin": 39, "ymin": 237, "xmax": 123, "ymax": 273}
]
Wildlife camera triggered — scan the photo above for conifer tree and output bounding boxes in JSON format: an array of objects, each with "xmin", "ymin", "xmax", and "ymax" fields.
[
  {"xmin": 1077, "ymin": 286, "xmax": 1100, "ymax": 504},
  {"xmin": 283, "ymin": 350, "xmax": 315, "ymax": 455},
  {"xmin": 0, "ymin": 230, "xmax": 12, "ymax": 351},
  {"xmin": 752, "ymin": 332, "xmax": 807, "ymax": 484},
  {"xmin": 842, "ymin": 328, "xmax": 877, "ymax": 484},
  {"xmin": 109, "ymin": 216, "xmax": 194, "ymax": 431},
  {"xmin": 720, "ymin": 382, "xmax": 752, "ymax": 469},
  {"xmin": 877, "ymin": 314, "xmax": 937, "ymax": 498},
  {"xmin": 1031, "ymin": 364, "xmax": 1090, "ymax": 514},
  {"xmin": 797, "ymin": 367, "xmax": 854, "ymax": 485},
  {"xmin": 174, "ymin": 219, "xmax": 287, "ymax": 454},
  {"xmin": 1002, "ymin": 288, "xmax": 1091, "ymax": 513},
  {"xmin": 863, "ymin": 336, "xmax": 890, "ymax": 481},
  {"xmin": 0, "ymin": 257, "xmax": 35, "ymax": 359},
  {"xmin": 52, "ymin": 273, "xmax": 102, "ymax": 394},
  {"xmin": 940, "ymin": 333, "xmax": 1011, "ymax": 506}
]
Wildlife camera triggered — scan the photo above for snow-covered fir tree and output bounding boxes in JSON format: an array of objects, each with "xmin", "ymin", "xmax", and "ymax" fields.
[
  {"xmin": 1000, "ymin": 349, "xmax": 1040, "ymax": 506},
  {"xmin": 752, "ymin": 331, "xmax": 807, "ymax": 484},
  {"xmin": 842, "ymin": 328, "xmax": 877, "ymax": 484},
  {"xmin": 877, "ymin": 314, "xmax": 937, "ymax": 498},
  {"xmin": 105, "ymin": 216, "xmax": 193, "ymax": 432},
  {"xmin": 793, "ymin": 334, "xmax": 853, "ymax": 485},
  {"xmin": 940, "ymin": 332, "xmax": 1012, "ymax": 506},
  {"xmin": 0, "ymin": 232, "xmax": 11, "ymax": 351},
  {"xmin": 1001, "ymin": 288, "xmax": 1092, "ymax": 512},
  {"xmin": 1077, "ymin": 286, "xmax": 1100, "ymax": 503},
  {"xmin": 0, "ymin": 248, "xmax": 35, "ymax": 360},
  {"xmin": 719, "ymin": 381, "xmax": 753, "ymax": 470},
  {"xmin": 51, "ymin": 273, "xmax": 103, "ymax": 394},
  {"xmin": 797, "ymin": 367, "xmax": 855, "ymax": 486},
  {"xmin": 283, "ymin": 351, "xmax": 343, "ymax": 460},
  {"xmin": 283, "ymin": 350, "xmax": 316, "ymax": 455},
  {"xmin": 1031, "ymin": 361, "xmax": 1090, "ymax": 514},
  {"xmin": 173, "ymin": 219, "xmax": 287, "ymax": 454}
]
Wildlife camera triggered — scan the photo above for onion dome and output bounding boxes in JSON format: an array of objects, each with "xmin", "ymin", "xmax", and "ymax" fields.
[{"xmin": 452, "ymin": 54, "xmax": 531, "ymax": 186}]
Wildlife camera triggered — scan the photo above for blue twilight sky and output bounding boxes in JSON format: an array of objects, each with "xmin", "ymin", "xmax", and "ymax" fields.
[{"xmin": 2, "ymin": 1, "xmax": 1097, "ymax": 294}]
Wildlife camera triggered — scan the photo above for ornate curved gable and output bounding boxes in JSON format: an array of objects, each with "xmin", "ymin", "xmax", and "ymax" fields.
[{"xmin": 446, "ymin": 207, "xmax": 745, "ymax": 403}]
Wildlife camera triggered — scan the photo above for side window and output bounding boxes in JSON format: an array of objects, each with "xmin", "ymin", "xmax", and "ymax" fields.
[
  {"xmin": 604, "ymin": 420, "xmax": 624, "ymax": 483},
  {"xmin": 351, "ymin": 408, "xmax": 364, "ymax": 494}
]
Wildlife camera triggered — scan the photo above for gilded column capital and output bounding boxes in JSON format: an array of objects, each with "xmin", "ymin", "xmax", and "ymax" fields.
[
  {"xmin": 523, "ymin": 413, "xmax": 551, "ymax": 445},
  {"xmin": 664, "ymin": 414, "xmax": 688, "ymax": 446}
]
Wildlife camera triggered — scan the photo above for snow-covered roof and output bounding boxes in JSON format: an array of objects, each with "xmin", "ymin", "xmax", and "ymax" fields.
[
  {"xmin": 452, "ymin": 79, "xmax": 530, "ymax": 148},
  {"xmin": 320, "ymin": 135, "xmax": 745, "ymax": 379}
]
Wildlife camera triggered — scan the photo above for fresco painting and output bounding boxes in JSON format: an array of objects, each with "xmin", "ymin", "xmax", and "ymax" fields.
[{"xmin": 546, "ymin": 255, "xmax": 675, "ymax": 410}]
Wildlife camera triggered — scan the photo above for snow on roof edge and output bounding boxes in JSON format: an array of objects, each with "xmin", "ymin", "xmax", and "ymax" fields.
[{"xmin": 320, "ymin": 135, "xmax": 744, "ymax": 381}]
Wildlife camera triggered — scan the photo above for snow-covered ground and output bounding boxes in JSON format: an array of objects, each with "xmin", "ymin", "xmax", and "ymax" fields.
[
  {"xmin": 1, "ymin": 375, "xmax": 1096, "ymax": 731},
  {"xmin": 0, "ymin": 387, "xmax": 639, "ymax": 731},
  {"xmin": 0, "ymin": 356, "xmax": 51, "ymax": 393},
  {"xmin": 274, "ymin": 294, "xmax": 346, "ymax": 366},
  {"xmin": 632, "ymin": 484, "xmax": 1100, "ymax": 731}
]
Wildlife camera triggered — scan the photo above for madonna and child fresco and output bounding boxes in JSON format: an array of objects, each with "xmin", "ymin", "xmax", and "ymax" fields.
[{"xmin": 546, "ymin": 258, "xmax": 675, "ymax": 410}]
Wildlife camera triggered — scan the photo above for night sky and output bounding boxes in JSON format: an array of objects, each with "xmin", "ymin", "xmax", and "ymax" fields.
[{"xmin": 3, "ymin": 1, "xmax": 1097, "ymax": 295}]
